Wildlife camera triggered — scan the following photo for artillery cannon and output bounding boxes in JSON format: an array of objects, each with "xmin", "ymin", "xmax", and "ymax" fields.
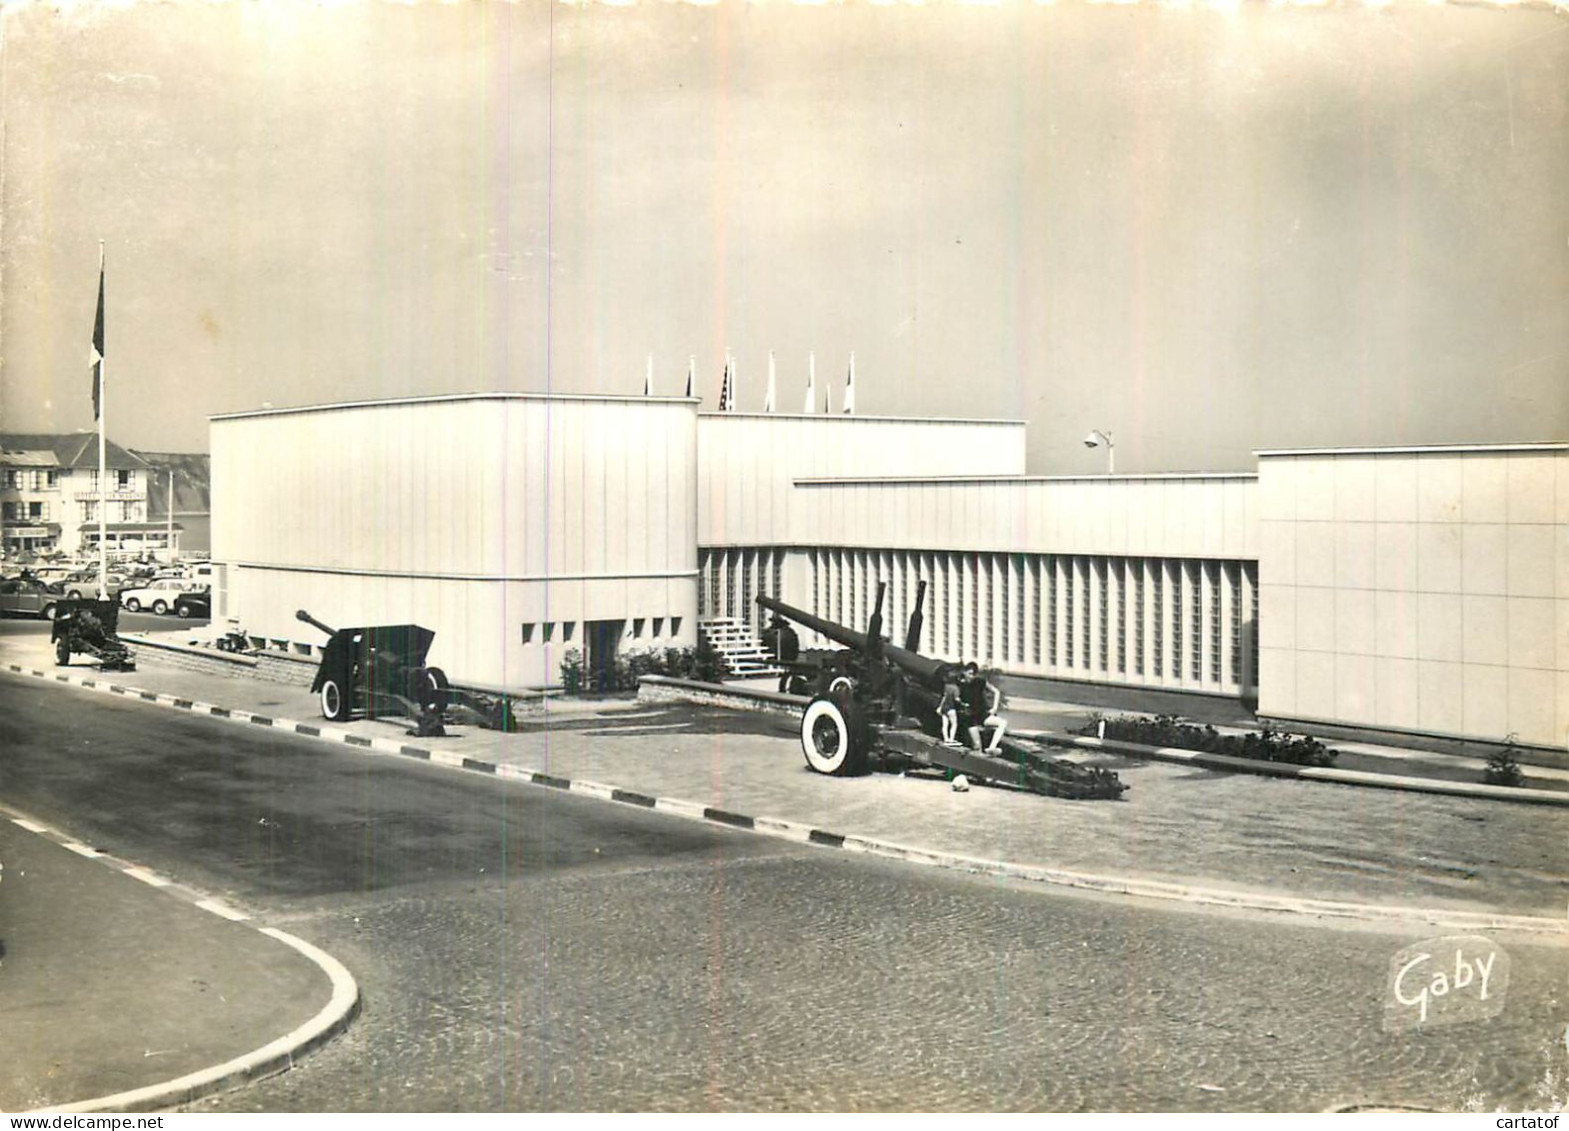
[
  {"xmin": 756, "ymin": 586, "xmax": 1126, "ymax": 801},
  {"xmin": 52, "ymin": 598, "xmax": 134, "ymax": 672},
  {"xmin": 760, "ymin": 583, "xmax": 927, "ymax": 700},
  {"xmin": 295, "ymin": 609, "xmax": 452, "ymax": 737}
]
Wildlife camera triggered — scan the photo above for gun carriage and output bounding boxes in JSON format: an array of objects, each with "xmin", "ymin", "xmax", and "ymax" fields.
[
  {"xmin": 51, "ymin": 598, "xmax": 135, "ymax": 672},
  {"xmin": 756, "ymin": 584, "xmax": 1126, "ymax": 801},
  {"xmin": 295, "ymin": 609, "xmax": 452, "ymax": 737}
]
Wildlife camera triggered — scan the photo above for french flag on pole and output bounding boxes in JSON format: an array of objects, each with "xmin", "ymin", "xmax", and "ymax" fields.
[{"xmin": 90, "ymin": 254, "xmax": 105, "ymax": 420}]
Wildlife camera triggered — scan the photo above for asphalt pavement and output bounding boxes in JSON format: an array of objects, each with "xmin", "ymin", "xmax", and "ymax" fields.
[{"xmin": 0, "ymin": 814, "xmax": 343, "ymax": 1112}]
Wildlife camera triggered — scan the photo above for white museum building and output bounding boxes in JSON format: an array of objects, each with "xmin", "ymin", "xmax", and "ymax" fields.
[{"xmin": 210, "ymin": 393, "xmax": 1569, "ymax": 751}]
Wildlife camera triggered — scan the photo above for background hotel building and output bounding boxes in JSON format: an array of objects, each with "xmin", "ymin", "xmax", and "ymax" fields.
[
  {"xmin": 0, "ymin": 433, "xmax": 176, "ymax": 560},
  {"xmin": 210, "ymin": 395, "xmax": 1567, "ymax": 751}
]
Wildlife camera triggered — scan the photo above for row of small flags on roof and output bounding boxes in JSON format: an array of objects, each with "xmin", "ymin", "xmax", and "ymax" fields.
[{"xmin": 642, "ymin": 351, "xmax": 857, "ymax": 414}]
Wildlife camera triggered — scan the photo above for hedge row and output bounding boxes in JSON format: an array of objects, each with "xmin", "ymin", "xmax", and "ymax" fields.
[
  {"xmin": 559, "ymin": 643, "xmax": 731, "ymax": 695},
  {"xmin": 1076, "ymin": 713, "xmax": 1337, "ymax": 768}
]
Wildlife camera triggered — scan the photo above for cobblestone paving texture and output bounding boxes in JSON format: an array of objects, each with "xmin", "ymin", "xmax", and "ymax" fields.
[
  {"xmin": 200, "ymin": 853, "xmax": 1569, "ymax": 1113},
  {"xmin": 8, "ymin": 631, "xmax": 1566, "ymax": 921}
]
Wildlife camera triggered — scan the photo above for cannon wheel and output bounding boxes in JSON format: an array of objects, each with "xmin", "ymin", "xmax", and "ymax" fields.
[
  {"xmin": 55, "ymin": 637, "xmax": 70, "ymax": 666},
  {"xmin": 320, "ymin": 676, "xmax": 352, "ymax": 722},
  {"xmin": 416, "ymin": 666, "xmax": 450, "ymax": 713},
  {"xmin": 800, "ymin": 693, "xmax": 868, "ymax": 777}
]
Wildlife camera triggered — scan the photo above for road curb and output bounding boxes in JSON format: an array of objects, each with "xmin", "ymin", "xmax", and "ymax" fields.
[
  {"xmin": 9, "ymin": 661, "xmax": 1567, "ymax": 938},
  {"xmin": 2, "ymin": 803, "xmax": 362, "ymax": 1114}
]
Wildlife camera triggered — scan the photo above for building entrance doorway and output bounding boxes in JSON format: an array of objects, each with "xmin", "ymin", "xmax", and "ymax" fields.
[{"xmin": 584, "ymin": 620, "xmax": 625, "ymax": 692}]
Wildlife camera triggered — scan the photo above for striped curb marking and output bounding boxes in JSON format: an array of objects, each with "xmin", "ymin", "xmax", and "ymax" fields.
[
  {"xmin": 8, "ymin": 661, "xmax": 1568, "ymax": 937},
  {"xmin": 1, "ymin": 802, "xmax": 361, "ymax": 1113}
]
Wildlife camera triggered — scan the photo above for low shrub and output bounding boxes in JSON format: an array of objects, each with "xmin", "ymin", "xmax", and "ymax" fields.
[
  {"xmin": 558, "ymin": 643, "xmax": 731, "ymax": 695},
  {"xmin": 1075, "ymin": 712, "xmax": 1336, "ymax": 767},
  {"xmin": 559, "ymin": 648, "xmax": 585, "ymax": 695},
  {"xmin": 1484, "ymin": 734, "xmax": 1524, "ymax": 788}
]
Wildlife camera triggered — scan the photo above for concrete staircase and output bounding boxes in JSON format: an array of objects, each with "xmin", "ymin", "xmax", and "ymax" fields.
[{"xmin": 698, "ymin": 617, "xmax": 784, "ymax": 679}]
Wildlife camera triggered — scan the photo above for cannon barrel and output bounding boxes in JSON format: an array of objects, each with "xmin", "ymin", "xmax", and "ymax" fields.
[
  {"xmin": 904, "ymin": 580, "xmax": 927, "ymax": 653},
  {"xmin": 296, "ymin": 608, "xmax": 336, "ymax": 638},
  {"xmin": 865, "ymin": 582, "xmax": 885, "ymax": 655},
  {"xmin": 756, "ymin": 594, "xmax": 948, "ymax": 687}
]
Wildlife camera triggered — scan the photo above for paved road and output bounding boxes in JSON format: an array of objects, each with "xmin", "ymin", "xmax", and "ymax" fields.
[
  {"xmin": 0, "ymin": 608, "xmax": 206, "ymax": 635},
  {"xmin": 0, "ymin": 819, "xmax": 334, "ymax": 1111},
  {"xmin": 2, "ymin": 670, "xmax": 1564, "ymax": 1112}
]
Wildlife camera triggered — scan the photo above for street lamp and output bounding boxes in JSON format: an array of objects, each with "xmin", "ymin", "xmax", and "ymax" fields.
[{"xmin": 1083, "ymin": 429, "xmax": 1115, "ymax": 475}]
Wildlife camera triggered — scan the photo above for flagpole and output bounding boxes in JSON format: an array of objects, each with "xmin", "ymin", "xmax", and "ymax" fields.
[
  {"xmin": 97, "ymin": 241, "xmax": 108, "ymax": 600},
  {"xmin": 167, "ymin": 469, "xmax": 174, "ymax": 560}
]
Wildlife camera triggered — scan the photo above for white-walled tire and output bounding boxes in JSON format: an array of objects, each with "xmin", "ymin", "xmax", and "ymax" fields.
[
  {"xmin": 320, "ymin": 678, "xmax": 351, "ymax": 722},
  {"xmin": 800, "ymin": 693, "xmax": 868, "ymax": 777},
  {"xmin": 415, "ymin": 666, "xmax": 450, "ymax": 713}
]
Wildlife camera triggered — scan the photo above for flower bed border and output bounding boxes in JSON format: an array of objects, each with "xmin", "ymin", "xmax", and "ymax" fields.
[{"xmin": 1075, "ymin": 713, "xmax": 1336, "ymax": 767}]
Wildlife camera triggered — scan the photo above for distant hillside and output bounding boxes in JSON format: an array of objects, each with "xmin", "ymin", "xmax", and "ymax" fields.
[{"xmin": 132, "ymin": 451, "xmax": 210, "ymax": 518}]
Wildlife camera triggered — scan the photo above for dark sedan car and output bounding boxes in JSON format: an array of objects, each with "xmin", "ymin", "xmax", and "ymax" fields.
[
  {"xmin": 173, "ymin": 590, "xmax": 211, "ymax": 620},
  {"xmin": 0, "ymin": 576, "xmax": 65, "ymax": 619}
]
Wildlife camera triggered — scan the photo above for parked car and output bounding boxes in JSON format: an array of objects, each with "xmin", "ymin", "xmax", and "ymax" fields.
[
  {"xmin": 120, "ymin": 578, "xmax": 207, "ymax": 615},
  {"xmin": 31, "ymin": 567, "xmax": 76, "ymax": 585},
  {"xmin": 0, "ymin": 576, "xmax": 64, "ymax": 619},
  {"xmin": 173, "ymin": 591, "xmax": 211, "ymax": 620},
  {"xmin": 181, "ymin": 562, "xmax": 215, "ymax": 585},
  {"xmin": 62, "ymin": 572, "xmax": 128, "ymax": 600}
]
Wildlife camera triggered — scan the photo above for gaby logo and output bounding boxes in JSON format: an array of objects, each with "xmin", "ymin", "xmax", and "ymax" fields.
[{"xmin": 1383, "ymin": 935, "xmax": 1510, "ymax": 1033}]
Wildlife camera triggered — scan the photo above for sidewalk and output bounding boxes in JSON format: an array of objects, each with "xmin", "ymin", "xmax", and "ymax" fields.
[
  {"xmin": 7, "ymin": 629, "xmax": 1568, "ymax": 930},
  {"xmin": 0, "ymin": 816, "xmax": 352, "ymax": 1112}
]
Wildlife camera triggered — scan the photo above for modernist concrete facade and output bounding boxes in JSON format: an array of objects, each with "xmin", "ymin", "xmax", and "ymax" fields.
[
  {"xmin": 211, "ymin": 395, "xmax": 1566, "ymax": 749},
  {"xmin": 1254, "ymin": 445, "xmax": 1569, "ymax": 750},
  {"xmin": 698, "ymin": 411, "xmax": 1263, "ymax": 703},
  {"xmin": 212, "ymin": 393, "xmax": 700, "ymax": 689}
]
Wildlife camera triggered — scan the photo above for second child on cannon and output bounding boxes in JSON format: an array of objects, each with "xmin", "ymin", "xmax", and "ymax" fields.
[{"xmin": 962, "ymin": 663, "xmax": 1009, "ymax": 754}]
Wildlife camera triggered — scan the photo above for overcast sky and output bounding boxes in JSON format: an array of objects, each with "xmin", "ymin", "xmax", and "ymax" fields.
[{"xmin": 2, "ymin": 0, "xmax": 1565, "ymax": 473}]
